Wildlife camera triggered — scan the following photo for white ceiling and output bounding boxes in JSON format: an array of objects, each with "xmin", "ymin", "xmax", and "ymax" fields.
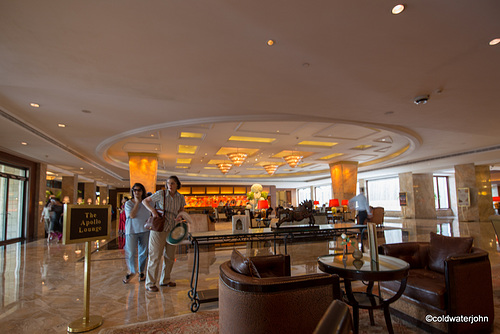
[{"xmin": 1, "ymin": 1, "xmax": 500, "ymax": 189}]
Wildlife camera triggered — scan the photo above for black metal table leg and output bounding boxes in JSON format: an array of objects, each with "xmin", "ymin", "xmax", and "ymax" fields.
[{"xmin": 188, "ymin": 239, "xmax": 200, "ymax": 312}]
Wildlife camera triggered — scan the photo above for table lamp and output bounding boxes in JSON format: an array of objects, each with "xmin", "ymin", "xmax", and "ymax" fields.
[
  {"xmin": 257, "ymin": 200, "xmax": 269, "ymax": 218},
  {"xmin": 329, "ymin": 199, "xmax": 340, "ymax": 213}
]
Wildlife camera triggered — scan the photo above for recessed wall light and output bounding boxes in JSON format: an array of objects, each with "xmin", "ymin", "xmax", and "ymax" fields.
[
  {"xmin": 58, "ymin": 123, "xmax": 66, "ymax": 128},
  {"xmin": 30, "ymin": 103, "xmax": 40, "ymax": 108},
  {"xmin": 267, "ymin": 39, "xmax": 275, "ymax": 46},
  {"xmin": 489, "ymin": 38, "xmax": 500, "ymax": 46},
  {"xmin": 392, "ymin": 4, "xmax": 405, "ymax": 14}
]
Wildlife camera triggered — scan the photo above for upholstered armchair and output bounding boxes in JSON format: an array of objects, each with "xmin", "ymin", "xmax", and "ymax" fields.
[
  {"xmin": 378, "ymin": 232, "xmax": 494, "ymax": 333},
  {"xmin": 219, "ymin": 250, "xmax": 341, "ymax": 334},
  {"xmin": 368, "ymin": 206, "xmax": 384, "ymax": 226}
]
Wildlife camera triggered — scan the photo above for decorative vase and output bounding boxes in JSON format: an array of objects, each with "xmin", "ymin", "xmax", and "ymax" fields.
[
  {"xmin": 342, "ymin": 245, "xmax": 348, "ymax": 263},
  {"xmin": 352, "ymin": 248, "xmax": 363, "ymax": 260}
]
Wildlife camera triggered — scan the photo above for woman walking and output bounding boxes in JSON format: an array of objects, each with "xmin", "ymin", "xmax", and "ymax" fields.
[
  {"xmin": 142, "ymin": 176, "xmax": 185, "ymax": 292},
  {"xmin": 123, "ymin": 183, "xmax": 150, "ymax": 283}
]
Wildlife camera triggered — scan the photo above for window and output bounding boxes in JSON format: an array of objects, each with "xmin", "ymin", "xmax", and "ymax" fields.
[
  {"xmin": 314, "ymin": 185, "xmax": 332, "ymax": 207},
  {"xmin": 297, "ymin": 187, "xmax": 311, "ymax": 204},
  {"xmin": 433, "ymin": 176, "xmax": 450, "ymax": 209},
  {"xmin": 0, "ymin": 163, "xmax": 28, "ymax": 243},
  {"xmin": 366, "ymin": 177, "xmax": 401, "ymax": 210}
]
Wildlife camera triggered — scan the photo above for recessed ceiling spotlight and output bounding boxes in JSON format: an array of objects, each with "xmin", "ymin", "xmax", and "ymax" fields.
[
  {"xmin": 58, "ymin": 123, "xmax": 66, "ymax": 128},
  {"xmin": 489, "ymin": 38, "xmax": 500, "ymax": 46},
  {"xmin": 81, "ymin": 109, "xmax": 92, "ymax": 114},
  {"xmin": 267, "ymin": 39, "xmax": 275, "ymax": 46},
  {"xmin": 384, "ymin": 111, "xmax": 394, "ymax": 115},
  {"xmin": 413, "ymin": 95, "xmax": 430, "ymax": 105},
  {"xmin": 30, "ymin": 103, "xmax": 40, "ymax": 108},
  {"xmin": 21, "ymin": 142, "xmax": 28, "ymax": 145},
  {"xmin": 392, "ymin": 4, "xmax": 405, "ymax": 14}
]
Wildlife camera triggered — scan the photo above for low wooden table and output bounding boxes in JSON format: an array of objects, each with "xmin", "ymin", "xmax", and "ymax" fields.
[{"xmin": 318, "ymin": 253, "xmax": 409, "ymax": 334}]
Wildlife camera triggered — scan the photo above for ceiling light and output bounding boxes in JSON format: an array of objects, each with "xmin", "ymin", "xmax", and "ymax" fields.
[
  {"xmin": 267, "ymin": 39, "xmax": 275, "ymax": 46},
  {"xmin": 176, "ymin": 158, "xmax": 192, "ymax": 164},
  {"xmin": 319, "ymin": 153, "xmax": 344, "ymax": 160},
  {"xmin": 263, "ymin": 164, "xmax": 279, "ymax": 175},
  {"xmin": 58, "ymin": 123, "xmax": 66, "ymax": 128},
  {"xmin": 489, "ymin": 38, "xmax": 500, "ymax": 46},
  {"xmin": 283, "ymin": 154, "xmax": 303, "ymax": 168},
  {"xmin": 298, "ymin": 140, "xmax": 337, "ymax": 148},
  {"xmin": 217, "ymin": 163, "xmax": 233, "ymax": 174},
  {"xmin": 180, "ymin": 132, "xmax": 204, "ymax": 139},
  {"xmin": 228, "ymin": 136, "xmax": 276, "ymax": 143},
  {"xmin": 178, "ymin": 145, "xmax": 198, "ymax": 154},
  {"xmin": 21, "ymin": 142, "xmax": 28, "ymax": 145},
  {"xmin": 227, "ymin": 152, "xmax": 248, "ymax": 167},
  {"xmin": 392, "ymin": 4, "xmax": 405, "ymax": 14},
  {"xmin": 30, "ymin": 103, "xmax": 40, "ymax": 108}
]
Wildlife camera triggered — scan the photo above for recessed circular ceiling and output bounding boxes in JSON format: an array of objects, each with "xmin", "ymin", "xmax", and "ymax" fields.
[{"xmin": 101, "ymin": 119, "xmax": 418, "ymax": 180}]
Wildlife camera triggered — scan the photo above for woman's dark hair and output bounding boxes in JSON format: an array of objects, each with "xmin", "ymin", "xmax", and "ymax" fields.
[
  {"xmin": 130, "ymin": 183, "xmax": 147, "ymax": 200},
  {"xmin": 168, "ymin": 176, "xmax": 181, "ymax": 189}
]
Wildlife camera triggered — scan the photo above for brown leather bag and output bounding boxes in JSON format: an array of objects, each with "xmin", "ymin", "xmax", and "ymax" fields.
[{"xmin": 144, "ymin": 190, "xmax": 166, "ymax": 232}]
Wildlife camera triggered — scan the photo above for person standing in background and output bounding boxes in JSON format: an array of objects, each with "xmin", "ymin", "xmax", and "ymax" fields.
[
  {"xmin": 142, "ymin": 176, "xmax": 185, "ymax": 292},
  {"xmin": 348, "ymin": 187, "xmax": 372, "ymax": 225},
  {"xmin": 123, "ymin": 183, "xmax": 150, "ymax": 284},
  {"xmin": 118, "ymin": 197, "xmax": 129, "ymax": 236},
  {"xmin": 47, "ymin": 196, "xmax": 63, "ymax": 242}
]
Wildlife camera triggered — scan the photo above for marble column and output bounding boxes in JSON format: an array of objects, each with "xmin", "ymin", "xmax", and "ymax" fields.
[
  {"xmin": 455, "ymin": 164, "xmax": 494, "ymax": 222},
  {"xmin": 128, "ymin": 153, "xmax": 158, "ymax": 194},
  {"xmin": 399, "ymin": 172, "xmax": 436, "ymax": 219},
  {"xmin": 36, "ymin": 163, "xmax": 48, "ymax": 238},
  {"xmin": 99, "ymin": 185, "xmax": 109, "ymax": 205},
  {"xmin": 329, "ymin": 161, "xmax": 358, "ymax": 220},
  {"xmin": 84, "ymin": 181, "xmax": 97, "ymax": 205},
  {"xmin": 62, "ymin": 175, "xmax": 78, "ymax": 204}
]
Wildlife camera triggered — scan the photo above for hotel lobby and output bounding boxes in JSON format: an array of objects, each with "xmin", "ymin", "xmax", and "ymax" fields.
[{"xmin": 1, "ymin": 1, "xmax": 500, "ymax": 333}]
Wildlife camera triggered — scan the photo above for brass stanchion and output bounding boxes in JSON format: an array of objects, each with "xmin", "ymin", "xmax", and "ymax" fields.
[{"xmin": 67, "ymin": 241, "xmax": 103, "ymax": 332}]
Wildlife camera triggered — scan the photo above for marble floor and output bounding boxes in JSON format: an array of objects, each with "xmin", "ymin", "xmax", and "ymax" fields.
[{"xmin": 0, "ymin": 218, "xmax": 499, "ymax": 333}]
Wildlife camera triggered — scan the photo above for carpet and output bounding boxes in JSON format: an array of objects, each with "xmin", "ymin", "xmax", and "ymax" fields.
[
  {"xmin": 97, "ymin": 307, "xmax": 424, "ymax": 334},
  {"xmin": 98, "ymin": 311, "xmax": 219, "ymax": 334}
]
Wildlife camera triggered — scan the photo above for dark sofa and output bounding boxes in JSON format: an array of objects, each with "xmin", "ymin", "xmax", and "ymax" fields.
[{"xmin": 378, "ymin": 232, "xmax": 494, "ymax": 333}]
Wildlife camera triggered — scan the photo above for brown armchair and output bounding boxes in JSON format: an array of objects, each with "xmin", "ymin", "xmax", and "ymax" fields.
[
  {"xmin": 378, "ymin": 232, "xmax": 494, "ymax": 333},
  {"xmin": 368, "ymin": 206, "xmax": 384, "ymax": 226},
  {"xmin": 219, "ymin": 250, "xmax": 341, "ymax": 334}
]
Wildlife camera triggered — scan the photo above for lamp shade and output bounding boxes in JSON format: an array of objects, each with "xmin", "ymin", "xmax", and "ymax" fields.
[
  {"xmin": 493, "ymin": 196, "xmax": 500, "ymax": 202},
  {"xmin": 329, "ymin": 199, "xmax": 339, "ymax": 207},
  {"xmin": 257, "ymin": 200, "xmax": 269, "ymax": 210},
  {"xmin": 313, "ymin": 201, "xmax": 319, "ymax": 205},
  {"xmin": 341, "ymin": 199, "xmax": 349, "ymax": 206}
]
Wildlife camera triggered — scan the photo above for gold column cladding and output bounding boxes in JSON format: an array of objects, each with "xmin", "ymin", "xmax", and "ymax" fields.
[
  {"xmin": 128, "ymin": 153, "xmax": 158, "ymax": 194},
  {"xmin": 329, "ymin": 161, "xmax": 358, "ymax": 202}
]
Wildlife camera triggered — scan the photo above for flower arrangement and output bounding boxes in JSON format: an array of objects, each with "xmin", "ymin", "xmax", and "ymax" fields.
[{"xmin": 340, "ymin": 233, "xmax": 356, "ymax": 248}]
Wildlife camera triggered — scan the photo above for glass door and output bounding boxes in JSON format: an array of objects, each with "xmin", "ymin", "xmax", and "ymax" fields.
[{"xmin": 0, "ymin": 164, "xmax": 27, "ymax": 244}]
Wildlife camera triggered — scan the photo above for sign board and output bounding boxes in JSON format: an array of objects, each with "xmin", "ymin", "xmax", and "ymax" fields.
[
  {"xmin": 457, "ymin": 188, "xmax": 470, "ymax": 207},
  {"xmin": 63, "ymin": 205, "xmax": 111, "ymax": 244},
  {"xmin": 399, "ymin": 192, "xmax": 407, "ymax": 206}
]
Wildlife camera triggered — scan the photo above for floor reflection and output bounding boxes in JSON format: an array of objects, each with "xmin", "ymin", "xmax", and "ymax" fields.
[{"xmin": 0, "ymin": 219, "xmax": 499, "ymax": 333}]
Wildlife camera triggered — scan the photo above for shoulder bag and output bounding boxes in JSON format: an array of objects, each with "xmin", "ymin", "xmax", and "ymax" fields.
[{"xmin": 144, "ymin": 190, "xmax": 166, "ymax": 232}]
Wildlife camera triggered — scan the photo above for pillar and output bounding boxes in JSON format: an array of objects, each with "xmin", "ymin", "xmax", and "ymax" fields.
[
  {"xmin": 455, "ymin": 163, "xmax": 494, "ymax": 222},
  {"xmin": 62, "ymin": 175, "xmax": 78, "ymax": 204},
  {"xmin": 329, "ymin": 161, "xmax": 358, "ymax": 203},
  {"xmin": 99, "ymin": 185, "xmax": 109, "ymax": 205},
  {"xmin": 128, "ymin": 153, "xmax": 158, "ymax": 194},
  {"xmin": 399, "ymin": 172, "xmax": 436, "ymax": 219},
  {"xmin": 36, "ymin": 163, "xmax": 48, "ymax": 238},
  {"xmin": 84, "ymin": 181, "xmax": 97, "ymax": 205}
]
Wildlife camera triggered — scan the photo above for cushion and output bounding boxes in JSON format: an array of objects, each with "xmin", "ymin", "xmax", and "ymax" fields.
[
  {"xmin": 230, "ymin": 249, "xmax": 261, "ymax": 278},
  {"xmin": 428, "ymin": 232, "xmax": 473, "ymax": 273}
]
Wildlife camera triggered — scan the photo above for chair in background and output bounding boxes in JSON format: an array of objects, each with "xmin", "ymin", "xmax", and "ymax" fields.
[
  {"xmin": 219, "ymin": 250, "xmax": 341, "ymax": 334},
  {"xmin": 368, "ymin": 206, "xmax": 384, "ymax": 226},
  {"xmin": 313, "ymin": 300, "xmax": 353, "ymax": 334}
]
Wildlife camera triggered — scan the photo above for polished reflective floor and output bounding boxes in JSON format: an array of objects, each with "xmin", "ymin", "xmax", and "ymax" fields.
[{"xmin": 1, "ymin": 218, "xmax": 499, "ymax": 333}]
